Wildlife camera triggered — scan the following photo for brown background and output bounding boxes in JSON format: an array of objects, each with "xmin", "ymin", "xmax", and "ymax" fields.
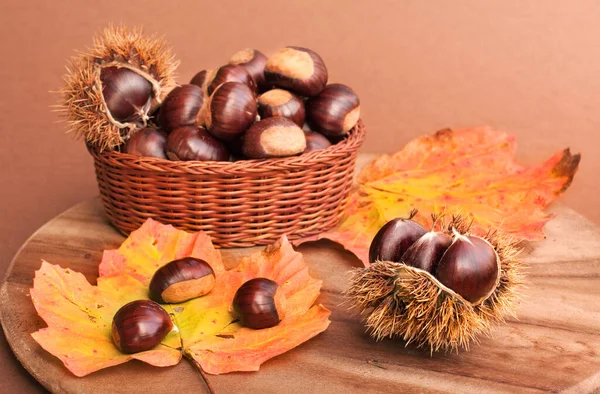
[{"xmin": 1, "ymin": 1, "xmax": 599, "ymax": 392}]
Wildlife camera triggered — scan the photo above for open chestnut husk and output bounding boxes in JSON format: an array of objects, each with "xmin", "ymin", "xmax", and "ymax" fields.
[
  {"xmin": 368, "ymin": 210, "xmax": 427, "ymax": 265},
  {"xmin": 111, "ymin": 300, "xmax": 173, "ymax": 354},
  {"xmin": 205, "ymin": 82, "xmax": 257, "ymax": 142},
  {"xmin": 232, "ymin": 278, "xmax": 286, "ymax": 329},
  {"xmin": 229, "ymin": 48, "xmax": 268, "ymax": 90},
  {"xmin": 158, "ymin": 84, "xmax": 205, "ymax": 133},
  {"xmin": 124, "ymin": 127, "xmax": 168, "ymax": 159},
  {"xmin": 166, "ymin": 126, "xmax": 230, "ymax": 161},
  {"xmin": 60, "ymin": 26, "xmax": 178, "ymax": 150},
  {"xmin": 242, "ymin": 117, "xmax": 306, "ymax": 159},
  {"xmin": 264, "ymin": 46, "xmax": 328, "ymax": 97},
  {"xmin": 306, "ymin": 83, "xmax": 360, "ymax": 137},
  {"xmin": 348, "ymin": 215, "xmax": 523, "ymax": 352},
  {"xmin": 304, "ymin": 130, "xmax": 332, "ymax": 152},
  {"xmin": 257, "ymin": 89, "xmax": 305, "ymax": 126},
  {"xmin": 206, "ymin": 64, "xmax": 257, "ymax": 96},
  {"xmin": 149, "ymin": 257, "xmax": 215, "ymax": 303}
]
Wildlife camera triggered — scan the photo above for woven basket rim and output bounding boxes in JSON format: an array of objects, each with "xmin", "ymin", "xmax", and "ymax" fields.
[{"xmin": 87, "ymin": 119, "xmax": 366, "ymax": 175}]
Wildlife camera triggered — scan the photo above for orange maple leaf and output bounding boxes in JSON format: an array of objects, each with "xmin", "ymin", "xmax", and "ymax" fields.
[
  {"xmin": 304, "ymin": 127, "xmax": 580, "ymax": 266},
  {"xmin": 31, "ymin": 219, "xmax": 330, "ymax": 377}
]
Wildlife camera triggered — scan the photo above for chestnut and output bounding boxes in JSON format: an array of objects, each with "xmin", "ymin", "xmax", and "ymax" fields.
[
  {"xmin": 158, "ymin": 84, "xmax": 205, "ymax": 133},
  {"xmin": 124, "ymin": 127, "xmax": 168, "ymax": 159},
  {"xmin": 229, "ymin": 48, "xmax": 268, "ymax": 89},
  {"xmin": 190, "ymin": 69, "xmax": 209, "ymax": 91},
  {"xmin": 304, "ymin": 130, "xmax": 332, "ymax": 152},
  {"xmin": 264, "ymin": 46, "xmax": 328, "ymax": 97},
  {"xmin": 111, "ymin": 300, "xmax": 173, "ymax": 354},
  {"xmin": 401, "ymin": 231, "xmax": 452, "ymax": 273},
  {"xmin": 257, "ymin": 89, "xmax": 305, "ymax": 126},
  {"xmin": 242, "ymin": 117, "xmax": 306, "ymax": 159},
  {"xmin": 100, "ymin": 66, "xmax": 153, "ymax": 124},
  {"xmin": 205, "ymin": 82, "xmax": 257, "ymax": 142},
  {"xmin": 206, "ymin": 64, "xmax": 256, "ymax": 96},
  {"xmin": 149, "ymin": 257, "xmax": 215, "ymax": 304},
  {"xmin": 305, "ymin": 83, "xmax": 360, "ymax": 137},
  {"xmin": 232, "ymin": 278, "xmax": 286, "ymax": 329},
  {"xmin": 435, "ymin": 233, "xmax": 500, "ymax": 304},
  {"xmin": 166, "ymin": 126, "xmax": 230, "ymax": 161},
  {"xmin": 368, "ymin": 214, "xmax": 427, "ymax": 264}
]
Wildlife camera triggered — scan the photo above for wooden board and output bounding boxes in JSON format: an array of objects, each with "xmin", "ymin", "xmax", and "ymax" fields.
[{"xmin": 2, "ymin": 156, "xmax": 600, "ymax": 393}]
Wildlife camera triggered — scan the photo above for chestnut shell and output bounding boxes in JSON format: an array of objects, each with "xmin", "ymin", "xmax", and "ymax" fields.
[
  {"xmin": 205, "ymin": 82, "xmax": 258, "ymax": 142},
  {"xmin": 229, "ymin": 48, "xmax": 268, "ymax": 89},
  {"xmin": 264, "ymin": 46, "xmax": 328, "ymax": 97},
  {"xmin": 158, "ymin": 84, "xmax": 205, "ymax": 133},
  {"xmin": 304, "ymin": 130, "xmax": 332, "ymax": 152},
  {"xmin": 111, "ymin": 300, "xmax": 173, "ymax": 354},
  {"xmin": 257, "ymin": 89, "xmax": 305, "ymax": 126},
  {"xmin": 207, "ymin": 64, "xmax": 257, "ymax": 96},
  {"xmin": 305, "ymin": 83, "xmax": 360, "ymax": 137},
  {"xmin": 166, "ymin": 126, "xmax": 230, "ymax": 161},
  {"xmin": 149, "ymin": 257, "xmax": 215, "ymax": 303},
  {"xmin": 124, "ymin": 127, "xmax": 168, "ymax": 159},
  {"xmin": 100, "ymin": 66, "xmax": 153, "ymax": 123},
  {"xmin": 369, "ymin": 217, "xmax": 427, "ymax": 264},
  {"xmin": 232, "ymin": 278, "xmax": 284, "ymax": 329}
]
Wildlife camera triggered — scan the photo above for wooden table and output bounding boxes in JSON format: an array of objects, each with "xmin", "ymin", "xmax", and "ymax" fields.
[{"xmin": 1, "ymin": 159, "xmax": 600, "ymax": 393}]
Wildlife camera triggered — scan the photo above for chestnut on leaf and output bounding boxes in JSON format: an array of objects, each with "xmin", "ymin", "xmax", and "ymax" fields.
[
  {"xmin": 257, "ymin": 89, "xmax": 305, "ymax": 126},
  {"xmin": 124, "ymin": 127, "xmax": 168, "ymax": 159},
  {"xmin": 232, "ymin": 278, "xmax": 286, "ymax": 329},
  {"xmin": 306, "ymin": 83, "xmax": 360, "ymax": 137},
  {"xmin": 205, "ymin": 82, "xmax": 257, "ymax": 142},
  {"xmin": 166, "ymin": 126, "xmax": 230, "ymax": 161},
  {"xmin": 111, "ymin": 300, "xmax": 173, "ymax": 354},
  {"xmin": 242, "ymin": 117, "xmax": 306, "ymax": 159},
  {"xmin": 149, "ymin": 257, "xmax": 216, "ymax": 304},
  {"xmin": 264, "ymin": 46, "xmax": 328, "ymax": 97}
]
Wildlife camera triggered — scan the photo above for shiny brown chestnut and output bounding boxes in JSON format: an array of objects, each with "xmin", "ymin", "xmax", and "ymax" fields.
[
  {"xmin": 149, "ymin": 257, "xmax": 215, "ymax": 304},
  {"xmin": 304, "ymin": 130, "xmax": 332, "ymax": 152},
  {"xmin": 435, "ymin": 232, "xmax": 500, "ymax": 304},
  {"xmin": 306, "ymin": 83, "xmax": 360, "ymax": 137},
  {"xmin": 264, "ymin": 46, "xmax": 328, "ymax": 97},
  {"xmin": 232, "ymin": 278, "xmax": 286, "ymax": 329},
  {"xmin": 206, "ymin": 64, "xmax": 256, "ymax": 96},
  {"xmin": 229, "ymin": 48, "xmax": 268, "ymax": 89},
  {"xmin": 205, "ymin": 82, "xmax": 258, "ymax": 142},
  {"xmin": 125, "ymin": 127, "xmax": 168, "ymax": 159},
  {"xmin": 166, "ymin": 126, "xmax": 230, "ymax": 161},
  {"xmin": 242, "ymin": 117, "xmax": 306, "ymax": 159},
  {"xmin": 368, "ymin": 213, "xmax": 427, "ymax": 264},
  {"xmin": 401, "ymin": 231, "xmax": 452, "ymax": 273},
  {"xmin": 100, "ymin": 66, "xmax": 153, "ymax": 123},
  {"xmin": 257, "ymin": 89, "xmax": 305, "ymax": 126},
  {"xmin": 190, "ymin": 70, "xmax": 209, "ymax": 91},
  {"xmin": 111, "ymin": 300, "xmax": 173, "ymax": 354},
  {"xmin": 158, "ymin": 84, "xmax": 205, "ymax": 133}
]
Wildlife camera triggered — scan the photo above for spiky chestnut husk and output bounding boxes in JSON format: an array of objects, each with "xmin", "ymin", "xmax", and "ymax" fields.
[
  {"xmin": 59, "ymin": 25, "xmax": 179, "ymax": 151},
  {"xmin": 347, "ymin": 215, "xmax": 524, "ymax": 353}
]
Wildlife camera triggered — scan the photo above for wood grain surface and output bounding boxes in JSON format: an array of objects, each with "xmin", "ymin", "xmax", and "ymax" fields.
[{"xmin": 1, "ymin": 156, "xmax": 599, "ymax": 393}]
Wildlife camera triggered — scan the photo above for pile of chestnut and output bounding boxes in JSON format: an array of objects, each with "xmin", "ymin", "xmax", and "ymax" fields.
[
  {"xmin": 369, "ymin": 215, "xmax": 501, "ymax": 305},
  {"xmin": 124, "ymin": 47, "xmax": 361, "ymax": 161},
  {"xmin": 111, "ymin": 257, "xmax": 285, "ymax": 354}
]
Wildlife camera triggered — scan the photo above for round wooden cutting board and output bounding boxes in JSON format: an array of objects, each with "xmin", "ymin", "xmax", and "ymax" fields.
[{"xmin": 1, "ymin": 158, "xmax": 600, "ymax": 393}]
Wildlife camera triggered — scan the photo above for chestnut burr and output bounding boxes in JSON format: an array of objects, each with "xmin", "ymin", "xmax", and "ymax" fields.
[
  {"xmin": 264, "ymin": 46, "xmax": 328, "ymax": 97},
  {"xmin": 149, "ymin": 257, "xmax": 216, "ymax": 303}
]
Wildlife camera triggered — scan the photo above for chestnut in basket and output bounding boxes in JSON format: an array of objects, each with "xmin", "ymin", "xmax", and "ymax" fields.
[
  {"xmin": 207, "ymin": 64, "xmax": 256, "ymax": 96},
  {"xmin": 229, "ymin": 48, "xmax": 268, "ymax": 89},
  {"xmin": 242, "ymin": 117, "xmax": 306, "ymax": 159},
  {"xmin": 100, "ymin": 66, "xmax": 153, "ymax": 124},
  {"xmin": 306, "ymin": 83, "xmax": 360, "ymax": 137},
  {"xmin": 125, "ymin": 127, "xmax": 168, "ymax": 159},
  {"xmin": 111, "ymin": 300, "xmax": 173, "ymax": 354},
  {"xmin": 205, "ymin": 82, "xmax": 257, "ymax": 142},
  {"xmin": 167, "ymin": 126, "xmax": 230, "ymax": 161},
  {"xmin": 257, "ymin": 89, "xmax": 305, "ymax": 126},
  {"xmin": 264, "ymin": 46, "xmax": 328, "ymax": 97},
  {"xmin": 304, "ymin": 130, "xmax": 332, "ymax": 152},
  {"xmin": 190, "ymin": 69, "xmax": 209, "ymax": 91},
  {"xmin": 149, "ymin": 257, "xmax": 215, "ymax": 303},
  {"xmin": 232, "ymin": 278, "xmax": 286, "ymax": 329},
  {"xmin": 158, "ymin": 84, "xmax": 205, "ymax": 133}
]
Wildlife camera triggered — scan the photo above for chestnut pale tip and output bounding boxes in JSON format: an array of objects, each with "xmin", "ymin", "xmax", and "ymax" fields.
[
  {"xmin": 264, "ymin": 46, "xmax": 328, "ymax": 97},
  {"xmin": 242, "ymin": 117, "xmax": 306, "ymax": 159},
  {"xmin": 257, "ymin": 89, "xmax": 306, "ymax": 126},
  {"xmin": 149, "ymin": 257, "xmax": 216, "ymax": 303}
]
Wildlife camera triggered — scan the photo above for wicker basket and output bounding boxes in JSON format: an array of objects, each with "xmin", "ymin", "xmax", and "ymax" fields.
[{"xmin": 89, "ymin": 120, "xmax": 365, "ymax": 247}]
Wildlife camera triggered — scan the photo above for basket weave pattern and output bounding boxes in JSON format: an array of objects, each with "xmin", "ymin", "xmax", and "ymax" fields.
[{"xmin": 90, "ymin": 121, "xmax": 365, "ymax": 247}]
